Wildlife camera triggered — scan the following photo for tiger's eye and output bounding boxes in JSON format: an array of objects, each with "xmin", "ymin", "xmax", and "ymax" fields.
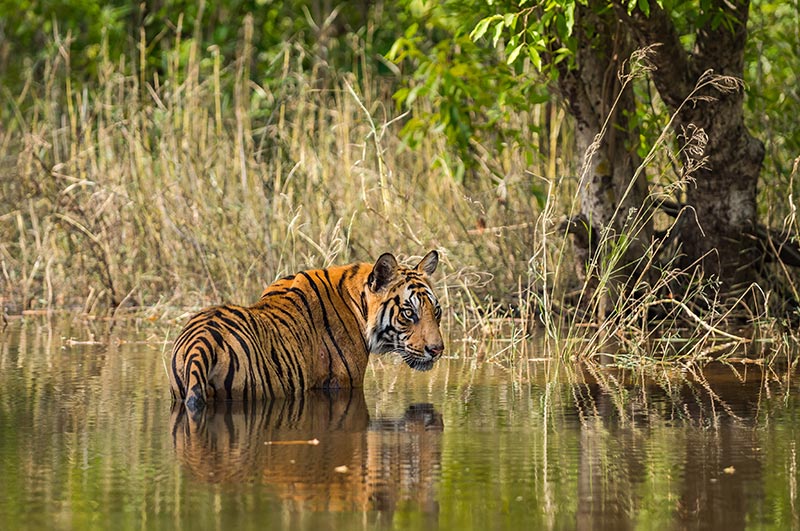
[{"xmin": 401, "ymin": 308, "xmax": 416, "ymax": 322}]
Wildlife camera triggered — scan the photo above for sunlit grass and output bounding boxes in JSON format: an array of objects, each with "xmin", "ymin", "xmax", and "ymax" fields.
[
  {"xmin": 0, "ymin": 30, "xmax": 796, "ymax": 370},
  {"xmin": 0, "ymin": 29, "xmax": 543, "ymax": 316}
]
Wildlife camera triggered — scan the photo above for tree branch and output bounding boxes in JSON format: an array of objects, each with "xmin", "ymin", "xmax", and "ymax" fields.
[
  {"xmin": 613, "ymin": 1, "xmax": 694, "ymax": 109},
  {"xmin": 658, "ymin": 200, "xmax": 800, "ymax": 267},
  {"xmin": 694, "ymin": 0, "xmax": 751, "ymax": 75}
]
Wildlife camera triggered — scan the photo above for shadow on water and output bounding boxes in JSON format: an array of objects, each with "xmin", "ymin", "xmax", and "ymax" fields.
[{"xmin": 170, "ymin": 389, "xmax": 443, "ymax": 516}]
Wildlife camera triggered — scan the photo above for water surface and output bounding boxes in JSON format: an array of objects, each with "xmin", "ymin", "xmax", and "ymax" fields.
[{"xmin": 0, "ymin": 317, "xmax": 797, "ymax": 530}]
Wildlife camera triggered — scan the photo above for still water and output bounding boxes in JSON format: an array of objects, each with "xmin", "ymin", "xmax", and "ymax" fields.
[{"xmin": 0, "ymin": 316, "xmax": 798, "ymax": 530}]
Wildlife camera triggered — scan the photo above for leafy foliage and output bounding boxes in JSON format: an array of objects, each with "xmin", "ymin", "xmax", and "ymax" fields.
[
  {"xmin": 386, "ymin": 1, "xmax": 551, "ymax": 185},
  {"xmin": 390, "ymin": 0, "xmax": 798, "ymax": 209},
  {"xmin": 0, "ymin": 0, "xmax": 129, "ymax": 83},
  {"xmin": 0, "ymin": 1, "xmax": 398, "ymax": 94},
  {"xmin": 744, "ymin": 0, "xmax": 800, "ymax": 188}
]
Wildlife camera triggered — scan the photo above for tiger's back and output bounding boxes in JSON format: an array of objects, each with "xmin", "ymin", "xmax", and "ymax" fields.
[{"xmin": 169, "ymin": 251, "xmax": 444, "ymax": 410}]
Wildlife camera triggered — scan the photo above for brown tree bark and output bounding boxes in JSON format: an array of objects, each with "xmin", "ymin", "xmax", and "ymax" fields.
[
  {"xmin": 619, "ymin": 0, "xmax": 765, "ymax": 291},
  {"xmin": 558, "ymin": 0, "xmax": 767, "ymax": 312},
  {"xmin": 556, "ymin": 1, "xmax": 655, "ymax": 309}
]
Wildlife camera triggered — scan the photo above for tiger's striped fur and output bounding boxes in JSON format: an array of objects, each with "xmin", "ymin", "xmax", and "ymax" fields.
[{"xmin": 169, "ymin": 251, "xmax": 444, "ymax": 410}]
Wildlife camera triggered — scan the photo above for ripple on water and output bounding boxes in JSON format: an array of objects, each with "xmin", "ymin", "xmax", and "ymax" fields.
[{"xmin": 1, "ymin": 318, "xmax": 798, "ymax": 530}]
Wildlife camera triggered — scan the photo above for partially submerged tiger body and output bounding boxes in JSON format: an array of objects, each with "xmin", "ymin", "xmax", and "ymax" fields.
[{"xmin": 169, "ymin": 251, "xmax": 444, "ymax": 410}]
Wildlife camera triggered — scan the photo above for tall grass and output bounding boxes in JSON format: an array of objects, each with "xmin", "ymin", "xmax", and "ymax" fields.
[
  {"xmin": 0, "ymin": 27, "xmax": 796, "ymax": 369},
  {"xmin": 0, "ymin": 25, "xmax": 549, "ymax": 322},
  {"xmin": 506, "ymin": 50, "xmax": 800, "ymax": 368}
]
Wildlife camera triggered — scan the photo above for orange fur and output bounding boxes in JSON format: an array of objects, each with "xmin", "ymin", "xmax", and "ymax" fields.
[{"xmin": 169, "ymin": 251, "xmax": 444, "ymax": 410}]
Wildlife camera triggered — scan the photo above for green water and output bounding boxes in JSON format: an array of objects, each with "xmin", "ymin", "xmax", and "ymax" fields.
[{"xmin": 0, "ymin": 316, "xmax": 798, "ymax": 530}]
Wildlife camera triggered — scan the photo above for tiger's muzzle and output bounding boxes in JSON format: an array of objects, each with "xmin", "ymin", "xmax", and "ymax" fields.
[{"xmin": 425, "ymin": 343, "xmax": 444, "ymax": 360}]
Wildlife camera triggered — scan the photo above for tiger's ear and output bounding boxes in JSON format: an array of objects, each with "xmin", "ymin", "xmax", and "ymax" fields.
[
  {"xmin": 369, "ymin": 253, "xmax": 398, "ymax": 292},
  {"xmin": 415, "ymin": 250, "xmax": 439, "ymax": 277}
]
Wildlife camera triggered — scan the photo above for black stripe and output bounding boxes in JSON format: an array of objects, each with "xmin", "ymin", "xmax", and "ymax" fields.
[
  {"xmin": 269, "ymin": 346, "xmax": 290, "ymax": 394},
  {"xmin": 205, "ymin": 325, "xmax": 224, "ymax": 349},
  {"xmin": 359, "ymin": 292, "xmax": 369, "ymax": 321},
  {"xmin": 338, "ymin": 263, "xmax": 360, "ymax": 292},
  {"xmin": 295, "ymin": 393, "xmax": 306, "ymax": 422},
  {"xmin": 280, "ymin": 298, "xmax": 317, "ymax": 343},
  {"xmin": 173, "ymin": 311, "xmax": 211, "ymax": 349},
  {"xmin": 170, "ymin": 405, "xmax": 187, "ymax": 443},
  {"xmin": 246, "ymin": 320, "xmax": 278, "ymax": 399},
  {"xmin": 269, "ymin": 306, "xmax": 313, "ymax": 344},
  {"xmin": 191, "ymin": 341, "xmax": 210, "ymax": 373},
  {"xmin": 233, "ymin": 308, "xmax": 276, "ymax": 397},
  {"xmin": 308, "ymin": 270, "xmax": 354, "ymax": 385},
  {"xmin": 187, "ymin": 361, "xmax": 207, "ymax": 391},
  {"xmin": 265, "ymin": 312, "xmax": 306, "ymax": 391},
  {"xmin": 298, "ymin": 271, "xmax": 337, "ymax": 383},
  {"xmin": 217, "ymin": 315, "xmax": 266, "ymax": 400},
  {"xmin": 287, "ymin": 287, "xmax": 315, "ymax": 320},
  {"xmin": 338, "ymin": 265, "xmax": 368, "ymax": 323},
  {"xmin": 281, "ymin": 288, "xmax": 319, "ymax": 381},
  {"xmin": 171, "ymin": 345, "xmax": 186, "ymax": 398},
  {"xmin": 325, "ymin": 268, "xmax": 364, "ymax": 350},
  {"xmin": 223, "ymin": 348, "xmax": 237, "ymax": 399}
]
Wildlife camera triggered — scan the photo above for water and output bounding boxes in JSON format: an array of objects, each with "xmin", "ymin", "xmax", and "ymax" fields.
[{"xmin": 1, "ymin": 316, "xmax": 798, "ymax": 530}]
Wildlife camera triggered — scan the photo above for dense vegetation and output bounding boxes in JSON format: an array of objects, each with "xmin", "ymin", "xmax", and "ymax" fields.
[{"xmin": 1, "ymin": 0, "xmax": 798, "ymax": 359}]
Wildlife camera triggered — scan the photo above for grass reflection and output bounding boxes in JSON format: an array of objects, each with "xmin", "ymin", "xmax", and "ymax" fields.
[{"xmin": 0, "ymin": 316, "xmax": 798, "ymax": 529}]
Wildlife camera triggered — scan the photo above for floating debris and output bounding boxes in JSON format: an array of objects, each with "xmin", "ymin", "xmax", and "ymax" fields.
[
  {"xmin": 63, "ymin": 338, "xmax": 104, "ymax": 346},
  {"xmin": 334, "ymin": 465, "xmax": 348, "ymax": 474},
  {"xmin": 264, "ymin": 438, "xmax": 320, "ymax": 446}
]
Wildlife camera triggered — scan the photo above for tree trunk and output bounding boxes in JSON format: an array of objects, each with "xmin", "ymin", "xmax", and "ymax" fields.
[
  {"xmin": 620, "ymin": 0, "xmax": 765, "ymax": 292},
  {"xmin": 557, "ymin": 2, "xmax": 654, "ymax": 309}
]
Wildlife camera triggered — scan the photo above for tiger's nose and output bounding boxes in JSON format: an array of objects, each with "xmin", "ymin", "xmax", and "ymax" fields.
[{"xmin": 427, "ymin": 343, "xmax": 444, "ymax": 358}]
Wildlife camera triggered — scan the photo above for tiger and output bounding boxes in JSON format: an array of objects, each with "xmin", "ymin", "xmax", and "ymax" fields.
[{"xmin": 169, "ymin": 250, "xmax": 444, "ymax": 411}]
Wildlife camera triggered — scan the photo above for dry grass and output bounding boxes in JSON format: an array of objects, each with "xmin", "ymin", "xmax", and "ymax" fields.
[
  {"xmin": 0, "ymin": 31, "xmax": 796, "ymax": 369},
  {"xmin": 0, "ymin": 29, "xmax": 549, "ymax": 321}
]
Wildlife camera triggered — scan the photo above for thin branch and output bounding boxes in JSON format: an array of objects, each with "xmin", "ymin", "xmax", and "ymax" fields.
[{"xmin": 649, "ymin": 298, "xmax": 750, "ymax": 342}]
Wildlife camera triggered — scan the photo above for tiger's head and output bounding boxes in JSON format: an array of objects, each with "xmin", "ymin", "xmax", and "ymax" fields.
[{"xmin": 365, "ymin": 250, "xmax": 444, "ymax": 372}]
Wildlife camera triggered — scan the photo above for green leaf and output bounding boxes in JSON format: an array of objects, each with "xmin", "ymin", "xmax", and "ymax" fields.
[
  {"xmin": 638, "ymin": 0, "xmax": 650, "ymax": 17},
  {"xmin": 449, "ymin": 63, "xmax": 469, "ymax": 76},
  {"xmin": 507, "ymin": 43, "xmax": 524, "ymax": 64},
  {"xmin": 528, "ymin": 46, "xmax": 542, "ymax": 71},
  {"xmin": 386, "ymin": 38, "xmax": 405, "ymax": 61},
  {"xmin": 392, "ymin": 87, "xmax": 409, "ymax": 104},
  {"xmin": 565, "ymin": 3, "xmax": 575, "ymax": 36},
  {"xmin": 470, "ymin": 15, "xmax": 500, "ymax": 41},
  {"xmin": 406, "ymin": 84, "xmax": 424, "ymax": 106},
  {"xmin": 470, "ymin": 18, "xmax": 491, "ymax": 41},
  {"xmin": 492, "ymin": 20, "xmax": 505, "ymax": 47}
]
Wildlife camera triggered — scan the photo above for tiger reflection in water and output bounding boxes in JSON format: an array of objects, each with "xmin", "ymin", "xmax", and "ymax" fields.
[{"xmin": 170, "ymin": 390, "xmax": 442, "ymax": 515}]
